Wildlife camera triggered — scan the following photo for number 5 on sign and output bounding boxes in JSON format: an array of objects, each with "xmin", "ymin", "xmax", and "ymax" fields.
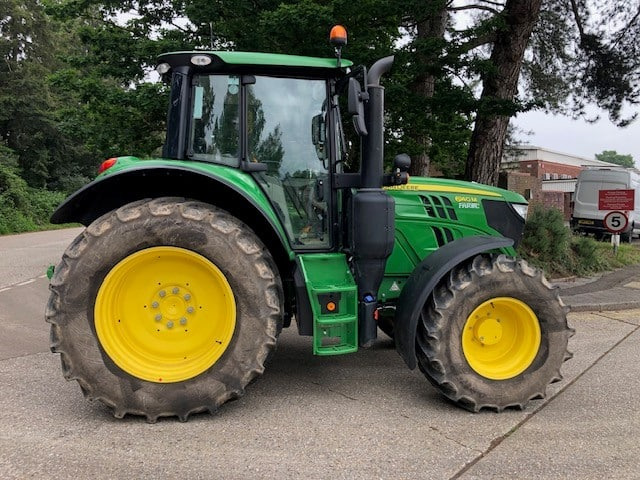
[{"xmin": 603, "ymin": 211, "xmax": 628, "ymax": 234}]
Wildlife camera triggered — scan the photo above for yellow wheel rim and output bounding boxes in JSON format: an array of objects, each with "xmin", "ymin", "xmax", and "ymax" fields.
[
  {"xmin": 95, "ymin": 246, "xmax": 236, "ymax": 383},
  {"xmin": 462, "ymin": 297, "xmax": 541, "ymax": 380}
]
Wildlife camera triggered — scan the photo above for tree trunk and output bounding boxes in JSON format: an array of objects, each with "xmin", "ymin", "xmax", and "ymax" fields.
[
  {"xmin": 465, "ymin": 0, "xmax": 543, "ymax": 185},
  {"xmin": 408, "ymin": 4, "xmax": 448, "ymax": 177}
]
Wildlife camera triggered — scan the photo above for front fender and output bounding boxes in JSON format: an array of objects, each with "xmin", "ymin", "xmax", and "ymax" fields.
[{"xmin": 394, "ymin": 235, "xmax": 514, "ymax": 370}]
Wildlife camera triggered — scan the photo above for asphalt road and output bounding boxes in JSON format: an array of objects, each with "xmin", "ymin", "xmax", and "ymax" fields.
[{"xmin": 1, "ymin": 228, "xmax": 639, "ymax": 479}]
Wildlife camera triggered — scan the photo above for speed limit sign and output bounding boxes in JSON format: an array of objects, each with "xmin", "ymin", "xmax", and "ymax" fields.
[{"xmin": 603, "ymin": 211, "xmax": 629, "ymax": 234}]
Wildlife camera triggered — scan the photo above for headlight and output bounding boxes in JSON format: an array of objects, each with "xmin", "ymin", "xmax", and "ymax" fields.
[
  {"xmin": 156, "ymin": 62, "xmax": 171, "ymax": 75},
  {"xmin": 511, "ymin": 203, "xmax": 528, "ymax": 220},
  {"xmin": 191, "ymin": 54, "xmax": 212, "ymax": 66}
]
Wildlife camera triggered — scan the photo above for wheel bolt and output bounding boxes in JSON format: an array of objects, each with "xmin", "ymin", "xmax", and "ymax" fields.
[
  {"xmin": 180, "ymin": 317, "xmax": 187, "ymax": 325},
  {"xmin": 172, "ymin": 287, "xmax": 179, "ymax": 294},
  {"xmin": 155, "ymin": 314, "xmax": 162, "ymax": 322},
  {"xmin": 184, "ymin": 294, "xmax": 191, "ymax": 301},
  {"xmin": 167, "ymin": 321, "xmax": 174, "ymax": 328},
  {"xmin": 159, "ymin": 290, "xmax": 166, "ymax": 297},
  {"xmin": 151, "ymin": 301, "xmax": 159, "ymax": 309},
  {"xmin": 187, "ymin": 306, "xmax": 195, "ymax": 314}
]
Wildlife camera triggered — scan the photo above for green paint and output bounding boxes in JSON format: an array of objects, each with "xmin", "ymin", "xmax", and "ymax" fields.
[
  {"xmin": 159, "ymin": 51, "xmax": 352, "ymax": 70},
  {"xmin": 98, "ymin": 156, "xmax": 294, "ymax": 259},
  {"xmin": 379, "ymin": 176, "xmax": 522, "ymax": 300},
  {"xmin": 296, "ymin": 253, "xmax": 358, "ymax": 355}
]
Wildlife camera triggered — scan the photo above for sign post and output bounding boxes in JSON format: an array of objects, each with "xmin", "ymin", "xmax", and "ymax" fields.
[
  {"xmin": 603, "ymin": 210, "xmax": 629, "ymax": 255},
  {"xmin": 599, "ymin": 189, "xmax": 634, "ymax": 253}
]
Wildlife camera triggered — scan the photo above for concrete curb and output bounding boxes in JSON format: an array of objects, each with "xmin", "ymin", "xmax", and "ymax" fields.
[{"xmin": 565, "ymin": 301, "xmax": 640, "ymax": 312}]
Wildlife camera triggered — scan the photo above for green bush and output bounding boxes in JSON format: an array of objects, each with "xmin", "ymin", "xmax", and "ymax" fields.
[
  {"xmin": 518, "ymin": 205, "xmax": 573, "ymax": 275},
  {"xmin": 570, "ymin": 236, "xmax": 604, "ymax": 274},
  {"xmin": 518, "ymin": 204, "xmax": 640, "ymax": 278},
  {"xmin": 26, "ymin": 188, "xmax": 66, "ymax": 226},
  {"xmin": 0, "ymin": 156, "xmax": 66, "ymax": 234}
]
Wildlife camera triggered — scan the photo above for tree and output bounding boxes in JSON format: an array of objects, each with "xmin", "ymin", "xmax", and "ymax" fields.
[
  {"xmin": 595, "ymin": 150, "xmax": 634, "ymax": 168},
  {"xmin": 0, "ymin": 0, "xmax": 59, "ymax": 187},
  {"xmin": 462, "ymin": 0, "xmax": 640, "ymax": 185},
  {"xmin": 465, "ymin": 0, "xmax": 543, "ymax": 185},
  {"xmin": 33, "ymin": 0, "xmax": 640, "ymax": 191},
  {"xmin": 45, "ymin": 0, "xmax": 475, "ymax": 178}
]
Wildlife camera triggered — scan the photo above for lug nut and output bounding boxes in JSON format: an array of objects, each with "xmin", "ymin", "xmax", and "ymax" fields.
[
  {"xmin": 180, "ymin": 317, "xmax": 187, "ymax": 325},
  {"xmin": 172, "ymin": 287, "xmax": 179, "ymax": 294},
  {"xmin": 159, "ymin": 290, "xmax": 166, "ymax": 297},
  {"xmin": 151, "ymin": 301, "xmax": 159, "ymax": 309},
  {"xmin": 155, "ymin": 314, "xmax": 162, "ymax": 322},
  {"xmin": 186, "ymin": 306, "xmax": 195, "ymax": 314},
  {"xmin": 184, "ymin": 294, "xmax": 191, "ymax": 301},
  {"xmin": 167, "ymin": 321, "xmax": 174, "ymax": 328}
]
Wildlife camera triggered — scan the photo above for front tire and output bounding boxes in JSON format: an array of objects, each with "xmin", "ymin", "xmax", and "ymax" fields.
[
  {"xmin": 415, "ymin": 254, "xmax": 573, "ymax": 412},
  {"xmin": 46, "ymin": 198, "xmax": 283, "ymax": 422}
]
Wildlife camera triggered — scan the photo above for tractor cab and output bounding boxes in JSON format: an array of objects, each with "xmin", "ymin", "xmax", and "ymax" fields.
[{"xmin": 156, "ymin": 51, "xmax": 354, "ymax": 250}]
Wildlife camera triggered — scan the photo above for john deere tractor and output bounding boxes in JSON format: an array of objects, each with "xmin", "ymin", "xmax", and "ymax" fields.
[{"xmin": 46, "ymin": 27, "xmax": 572, "ymax": 422}]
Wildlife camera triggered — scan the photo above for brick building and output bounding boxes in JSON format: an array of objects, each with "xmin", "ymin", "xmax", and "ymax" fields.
[{"xmin": 500, "ymin": 145, "xmax": 616, "ymax": 219}]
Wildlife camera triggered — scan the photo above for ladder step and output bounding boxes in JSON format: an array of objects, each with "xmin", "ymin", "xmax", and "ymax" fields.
[{"xmin": 297, "ymin": 253, "xmax": 358, "ymax": 355}]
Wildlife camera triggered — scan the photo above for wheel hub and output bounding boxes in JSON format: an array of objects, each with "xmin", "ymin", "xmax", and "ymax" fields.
[
  {"xmin": 473, "ymin": 317, "xmax": 502, "ymax": 346},
  {"xmin": 462, "ymin": 297, "xmax": 541, "ymax": 380},
  {"xmin": 151, "ymin": 286, "xmax": 194, "ymax": 329}
]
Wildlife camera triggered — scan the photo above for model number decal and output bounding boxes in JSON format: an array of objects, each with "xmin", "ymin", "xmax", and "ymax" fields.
[
  {"xmin": 454, "ymin": 195, "xmax": 478, "ymax": 203},
  {"xmin": 455, "ymin": 196, "xmax": 480, "ymax": 209}
]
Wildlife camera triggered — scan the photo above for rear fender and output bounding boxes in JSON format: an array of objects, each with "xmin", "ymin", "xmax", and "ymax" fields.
[
  {"xmin": 51, "ymin": 164, "xmax": 293, "ymax": 272},
  {"xmin": 394, "ymin": 235, "xmax": 514, "ymax": 370}
]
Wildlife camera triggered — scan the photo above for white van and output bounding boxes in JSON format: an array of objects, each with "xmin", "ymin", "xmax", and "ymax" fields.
[{"xmin": 571, "ymin": 167, "xmax": 640, "ymax": 240}]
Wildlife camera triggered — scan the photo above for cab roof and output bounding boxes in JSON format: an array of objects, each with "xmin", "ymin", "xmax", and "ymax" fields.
[{"xmin": 157, "ymin": 51, "xmax": 353, "ymax": 78}]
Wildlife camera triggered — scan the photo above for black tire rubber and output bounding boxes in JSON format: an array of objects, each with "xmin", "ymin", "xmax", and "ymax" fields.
[
  {"xmin": 415, "ymin": 254, "xmax": 573, "ymax": 412},
  {"xmin": 46, "ymin": 198, "xmax": 283, "ymax": 422}
]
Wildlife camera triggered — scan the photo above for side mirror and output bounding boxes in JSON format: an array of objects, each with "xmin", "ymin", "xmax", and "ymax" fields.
[
  {"xmin": 383, "ymin": 154, "xmax": 411, "ymax": 186},
  {"xmin": 311, "ymin": 114, "xmax": 326, "ymax": 161},
  {"xmin": 393, "ymin": 153, "xmax": 411, "ymax": 172},
  {"xmin": 348, "ymin": 78, "xmax": 368, "ymax": 136}
]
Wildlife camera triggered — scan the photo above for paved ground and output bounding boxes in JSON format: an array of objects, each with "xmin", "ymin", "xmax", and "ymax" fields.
[
  {"xmin": 555, "ymin": 263, "xmax": 640, "ymax": 312},
  {"xmin": 0, "ymin": 227, "xmax": 83, "ymax": 289},
  {"xmin": 1, "ymin": 228, "xmax": 639, "ymax": 479}
]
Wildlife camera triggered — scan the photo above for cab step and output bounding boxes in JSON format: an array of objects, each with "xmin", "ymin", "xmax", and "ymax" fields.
[{"xmin": 296, "ymin": 253, "xmax": 358, "ymax": 355}]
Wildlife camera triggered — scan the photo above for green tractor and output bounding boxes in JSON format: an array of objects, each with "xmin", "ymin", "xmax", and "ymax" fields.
[{"xmin": 46, "ymin": 28, "xmax": 572, "ymax": 422}]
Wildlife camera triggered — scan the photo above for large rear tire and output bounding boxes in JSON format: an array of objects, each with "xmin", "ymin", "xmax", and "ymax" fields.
[
  {"xmin": 46, "ymin": 198, "xmax": 283, "ymax": 422},
  {"xmin": 415, "ymin": 254, "xmax": 573, "ymax": 412}
]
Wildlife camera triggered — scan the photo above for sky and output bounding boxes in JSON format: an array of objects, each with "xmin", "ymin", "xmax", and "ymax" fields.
[{"xmin": 512, "ymin": 109, "xmax": 639, "ymax": 165}]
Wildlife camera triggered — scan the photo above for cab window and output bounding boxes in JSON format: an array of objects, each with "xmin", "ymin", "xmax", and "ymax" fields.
[
  {"xmin": 249, "ymin": 76, "xmax": 330, "ymax": 248},
  {"xmin": 188, "ymin": 75, "xmax": 240, "ymax": 167}
]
